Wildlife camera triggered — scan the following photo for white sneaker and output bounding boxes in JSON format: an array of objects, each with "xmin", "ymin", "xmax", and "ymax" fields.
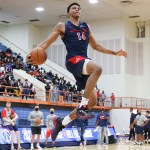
[
  {"xmin": 36, "ymin": 145, "xmax": 43, "ymax": 150},
  {"xmin": 30, "ymin": 147, "xmax": 34, "ymax": 150}
]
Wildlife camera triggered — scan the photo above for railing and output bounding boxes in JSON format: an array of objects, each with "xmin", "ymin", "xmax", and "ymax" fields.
[{"xmin": 0, "ymin": 85, "xmax": 149, "ymax": 109}]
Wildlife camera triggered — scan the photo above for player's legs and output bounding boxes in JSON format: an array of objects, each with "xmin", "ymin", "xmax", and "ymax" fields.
[
  {"xmin": 16, "ymin": 131, "xmax": 22, "ymax": 149},
  {"xmin": 5, "ymin": 125, "xmax": 15, "ymax": 150},
  {"xmin": 82, "ymin": 60, "xmax": 102, "ymax": 100},
  {"xmin": 30, "ymin": 126, "xmax": 36, "ymax": 149},
  {"xmin": 10, "ymin": 130, "xmax": 15, "ymax": 149},
  {"xmin": 45, "ymin": 130, "xmax": 52, "ymax": 145},
  {"xmin": 36, "ymin": 127, "xmax": 42, "ymax": 149},
  {"xmin": 104, "ymin": 127, "xmax": 109, "ymax": 145},
  {"xmin": 67, "ymin": 89, "xmax": 97, "ymax": 120},
  {"xmin": 51, "ymin": 60, "xmax": 101, "ymax": 142}
]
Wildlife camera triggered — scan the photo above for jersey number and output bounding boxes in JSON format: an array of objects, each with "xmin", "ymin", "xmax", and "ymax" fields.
[{"xmin": 77, "ymin": 32, "xmax": 86, "ymax": 40}]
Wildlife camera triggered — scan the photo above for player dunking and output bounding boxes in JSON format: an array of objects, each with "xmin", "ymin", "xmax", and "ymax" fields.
[{"xmin": 26, "ymin": 2, "xmax": 127, "ymax": 144}]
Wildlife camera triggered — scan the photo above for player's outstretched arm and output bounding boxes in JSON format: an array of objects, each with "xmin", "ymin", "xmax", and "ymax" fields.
[
  {"xmin": 26, "ymin": 22, "xmax": 64, "ymax": 64},
  {"xmin": 89, "ymin": 28, "xmax": 127, "ymax": 57}
]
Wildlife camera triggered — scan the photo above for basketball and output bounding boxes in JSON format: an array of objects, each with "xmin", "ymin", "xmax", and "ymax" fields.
[
  {"xmin": 30, "ymin": 47, "xmax": 47, "ymax": 65},
  {"xmin": 35, "ymin": 118, "xmax": 42, "ymax": 125},
  {"xmin": 10, "ymin": 114, "xmax": 15, "ymax": 120}
]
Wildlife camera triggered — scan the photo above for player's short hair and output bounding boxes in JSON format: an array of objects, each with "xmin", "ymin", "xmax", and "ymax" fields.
[{"xmin": 67, "ymin": 3, "xmax": 80, "ymax": 13}]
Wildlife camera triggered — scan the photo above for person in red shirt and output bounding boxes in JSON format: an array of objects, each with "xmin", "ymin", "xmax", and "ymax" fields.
[
  {"xmin": 97, "ymin": 89, "xmax": 101, "ymax": 106},
  {"xmin": 1, "ymin": 101, "xmax": 23, "ymax": 150},
  {"xmin": 110, "ymin": 93, "xmax": 115, "ymax": 107}
]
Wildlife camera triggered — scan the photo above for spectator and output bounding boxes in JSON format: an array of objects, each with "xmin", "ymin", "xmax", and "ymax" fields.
[
  {"xmin": 28, "ymin": 104, "xmax": 44, "ymax": 150},
  {"xmin": 50, "ymin": 83, "xmax": 58, "ymax": 102},
  {"xmin": 75, "ymin": 118, "xmax": 88, "ymax": 146},
  {"xmin": 96, "ymin": 108, "xmax": 109, "ymax": 146},
  {"xmin": 144, "ymin": 111, "xmax": 150, "ymax": 143},
  {"xmin": 29, "ymin": 83, "xmax": 36, "ymax": 99},
  {"xmin": 110, "ymin": 93, "xmax": 115, "ymax": 107},
  {"xmin": 44, "ymin": 108, "xmax": 57, "ymax": 148},
  {"xmin": 1, "ymin": 101, "xmax": 23, "ymax": 150},
  {"xmin": 0, "ymin": 111, "xmax": 2, "ymax": 128},
  {"xmin": 97, "ymin": 89, "xmax": 100, "ymax": 106},
  {"xmin": 22, "ymin": 79, "xmax": 30, "ymax": 100},
  {"xmin": 101, "ymin": 91, "xmax": 106, "ymax": 106},
  {"xmin": 45, "ymin": 83, "xmax": 50, "ymax": 102}
]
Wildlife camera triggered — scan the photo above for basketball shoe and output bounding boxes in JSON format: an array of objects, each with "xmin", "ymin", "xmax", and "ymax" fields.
[{"xmin": 51, "ymin": 117, "xmax": 65, "ymax": 142}]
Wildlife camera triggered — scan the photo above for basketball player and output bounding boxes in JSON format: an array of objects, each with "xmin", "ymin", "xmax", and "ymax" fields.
[
  {"xmin": 26, "ymin": 2, "xmax": 127, "ymax": 143},
  {"xmin": 44, "ymin": 108, "xmax": 57, "ymax": 148},
  {"xmin": 132, "ymin": 110, "xmax": 148, "ymax": 145},
  {"xmin": 1, "ymin": 101, "xmax": 23, "ymax": 150},
  {"xmin": 28, "ymin": 104, "xmax": 44, "ymax": 150}
]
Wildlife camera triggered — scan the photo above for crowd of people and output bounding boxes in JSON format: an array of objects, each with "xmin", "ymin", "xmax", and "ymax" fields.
[
  {"xmin": 0, "ymin": 101, "xmax": 149, "ymax": 149},
  {"xmin": 126, "ymin": 108, "xmax": 150, "ymax": 145}
]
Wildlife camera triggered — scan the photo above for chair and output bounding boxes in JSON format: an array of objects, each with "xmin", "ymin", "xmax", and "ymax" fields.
[{"xmin": 122, "ymin": 128, "xmax": 129, "ymax": 141}]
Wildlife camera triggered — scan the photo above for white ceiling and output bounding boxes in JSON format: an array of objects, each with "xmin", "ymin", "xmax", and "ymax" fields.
[{"xmin": 0, "ymin": 0, "xmax": 150, "ymax": 27}]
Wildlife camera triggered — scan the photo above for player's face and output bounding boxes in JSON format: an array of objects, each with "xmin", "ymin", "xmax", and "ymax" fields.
[
  {"xmin": 69, "ymin": 5, "xmax": 81, "ymax": 18},
  {"xmin": 6, "ymin": 102, "xmax": 11, "ymax": 109}
]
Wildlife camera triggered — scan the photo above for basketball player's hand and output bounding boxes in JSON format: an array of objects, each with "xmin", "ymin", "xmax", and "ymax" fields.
[
  {"xmin": 12, "ymin": 122, "xmax": 15, "ymax": 126},
  {"xmin": 26, "ymin": 54, "xmax": 36, "ymax": 65},
  {"xmin": 116, "ymin": 49, "xmax": 127, "ymax": 57}
]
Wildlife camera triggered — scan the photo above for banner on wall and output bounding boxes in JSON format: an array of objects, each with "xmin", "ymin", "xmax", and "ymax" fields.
[{"xmin": 0, "ymin": 127, "xmax": 116, "ymax": 144}]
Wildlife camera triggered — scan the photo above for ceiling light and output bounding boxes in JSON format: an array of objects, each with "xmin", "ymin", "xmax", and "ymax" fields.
[
  {"xmin": 35, "ymin": 7, "xmax": 44, "ymax": 12},
  {"xmin": 129, "ymin": 15, "xmax": 140, "ymax": 18},
  {"xmin": 120, "ymin": 1, "xmax": 133, "ymax": 5},
  {"xmin": 89, "ymin": 0, "xmax": 98, "ymax": 4}
]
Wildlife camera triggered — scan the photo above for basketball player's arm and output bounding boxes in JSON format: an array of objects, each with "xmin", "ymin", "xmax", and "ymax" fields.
[
  {"xmin": 46, "ymin": 116, "xmax": 49, "ymax": 130},
  {"xmin": 1, "ymin": 110, "xmax": 13, "ymax": 124},
  {"xmin": 141, "ymin": 119, "xmax": 149, "ymax": 127},
  {"xmin": 88, "ymin": 26, "xmax": 127, "ymax": 57},
  {"xmin": 37, "ymin": 22, "xmax": 64, "ymax": 50},
  {"xmin": 28, "ymin": 112, "xmax": 36, "ymax": 122},
  {"xmin": 41, "ymin": 112, "xmax": 44, "ymax": 124},
  {"xmin": 12, "ymin": 113, "xmax": 18, "ymax": 122},
  {"xmin": 95, "ymin": 116, "xmax": 100, "ymax": 127}
]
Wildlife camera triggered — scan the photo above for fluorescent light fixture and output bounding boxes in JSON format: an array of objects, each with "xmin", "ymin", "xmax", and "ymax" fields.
[
  {"xmin": 89, "ymin": 0, "xmax": 98, "ymax": 4},
  {"xmin": 35, "ymin": 7, "xmax": 44, "ymax": 12}
]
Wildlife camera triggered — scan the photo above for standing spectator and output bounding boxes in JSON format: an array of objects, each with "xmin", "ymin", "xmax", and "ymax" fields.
[
  {"xmin": 75, "ymin": 118, "xmax": 88, "ymax": 146},
  {"xmin": 132, "ymin": 110, "xmax": 148, "ymax": 145},
  {"xmin": 126, "ymin": 108, "xmax": 136, "ymax": 143},
  {"xmin": 50, "ymin": 83, "xmax": 58, "ymax": 102},
  {"xmin": 110, "ymin": 93, "xmax": 115, "ymax": 107},
  {"xmin": 28, "ymin": 104, "xmax": 44, "ymax": 150},
  {"xmin": 96, "ymin": 108, "xmax": 109, "ymax": 146},
  {"xmin": 97, "ymin": 89, "xmax": 100, "ymax": 106},
  {"xmin": 44, "ymin": 108, "xmax": 57, "ymax": 148},
  {"xmin": 101, "ymin": 91, "xmax": 106, "ymax": 106},
  {"xmin": 0, "ymin": 111, "xmax": 2, "ymax": 128},
  {"xmin": 144, "ymin": 111, "xmax": 150, "ymax": 143},
  {"xmin": 22, "ymin": 79, "xmax": 30, "ymax": 100},
  {"xmin": 45, "ymin": 83, "xmax": 50, "ymax": 102},
  {"xmin": 1, "ymin": 101, "xmax": 23, "ymax": 150},
  {"xmin": 29, "ymin": 83, "xmax": 36, "ymax": 99}
]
